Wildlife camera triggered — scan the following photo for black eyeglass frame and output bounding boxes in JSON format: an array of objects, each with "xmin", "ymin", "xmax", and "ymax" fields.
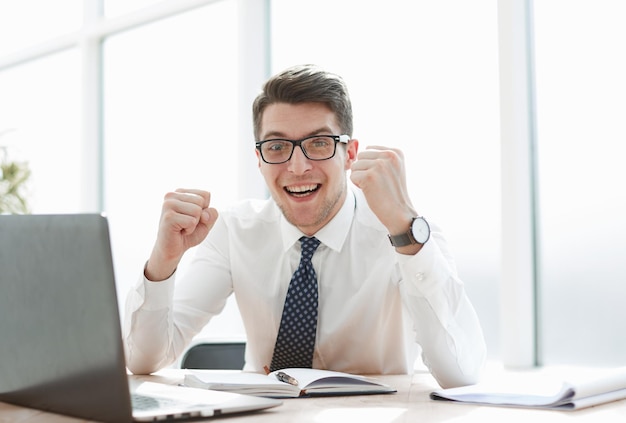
[{"xmin": 255, "ymin": 134, "xmax": 350, "ymax": 164}]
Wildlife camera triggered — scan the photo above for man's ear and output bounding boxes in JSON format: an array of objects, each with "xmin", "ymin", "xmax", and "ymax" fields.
[
  {"xmin": 345, "ymin": 138, "xmax": 359, "ymax": 169},
  {"xmin": 255, "ymin": 149, "xmax": 262, "ymax": 168}
]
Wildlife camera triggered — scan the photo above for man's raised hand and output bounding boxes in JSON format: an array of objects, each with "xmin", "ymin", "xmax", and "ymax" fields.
[{"xmin": 145, "ymin": 189, "xmax": 218, "ymax": 281}]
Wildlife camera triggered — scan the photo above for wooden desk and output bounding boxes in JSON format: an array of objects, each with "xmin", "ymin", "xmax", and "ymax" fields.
[{"xmin": 2, "ymin": 369, "xmax": 626, "ymax": 422}]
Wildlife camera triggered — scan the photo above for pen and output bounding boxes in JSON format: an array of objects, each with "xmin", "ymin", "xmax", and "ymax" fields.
[{"xmin": 275, "ymin": 371, "xmax": 299, "ymax": 386}]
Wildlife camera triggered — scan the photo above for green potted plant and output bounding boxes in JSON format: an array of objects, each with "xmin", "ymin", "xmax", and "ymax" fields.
[{"xmin": 0, "ymin": 130, "xmax": 31, "ymax": 214}]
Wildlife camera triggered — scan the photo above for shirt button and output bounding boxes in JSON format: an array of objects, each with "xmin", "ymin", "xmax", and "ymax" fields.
[{"xmin": 415, "ymin": 272, "xmax": 425, "ymax": 281}]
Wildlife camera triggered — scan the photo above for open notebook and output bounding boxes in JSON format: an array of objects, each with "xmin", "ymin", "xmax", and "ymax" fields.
[
  {"xmin": 185, "ymin": 368, "xmax": 396, "ymax": 398},
  {"xmin": 0, "ymin": 214, "xmax": 281, "ymax": 422}
]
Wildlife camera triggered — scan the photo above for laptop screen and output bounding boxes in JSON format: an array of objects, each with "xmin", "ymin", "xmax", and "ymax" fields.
[{"xmin": 0, "ymin": 214, "xmax": 133, "ymax": 422}]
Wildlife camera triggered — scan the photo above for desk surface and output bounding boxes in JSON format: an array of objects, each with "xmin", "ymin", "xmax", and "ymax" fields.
[{"xmin": 2, "ymin": 369, "xmax": 626, "ymax": 422}]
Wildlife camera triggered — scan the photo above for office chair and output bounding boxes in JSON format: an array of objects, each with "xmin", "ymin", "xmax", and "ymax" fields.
[{"xmin": 180, "ymin": 342, "xmax": 246, "ymax": 370}]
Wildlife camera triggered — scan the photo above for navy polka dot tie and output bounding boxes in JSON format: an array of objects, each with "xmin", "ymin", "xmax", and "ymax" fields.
[{"xmin": 270, "ymin": 236, "xmax": 321, "ymax": 372}]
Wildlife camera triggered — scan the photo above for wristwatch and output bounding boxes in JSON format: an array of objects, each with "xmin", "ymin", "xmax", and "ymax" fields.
[{"xmin": 387, "ymin": 216, "xmax": 430, "ymax": 247}]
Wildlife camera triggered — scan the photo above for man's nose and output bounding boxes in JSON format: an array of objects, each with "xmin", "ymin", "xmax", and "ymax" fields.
[{"xmin": 288, "ymin": 145, "xmax": 312, "ymax": 174}]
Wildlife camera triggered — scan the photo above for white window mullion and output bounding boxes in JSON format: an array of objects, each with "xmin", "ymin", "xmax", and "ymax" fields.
[
  {"xmin": 498, "ymin": 0, "xmax": 538, "ymax": 368},
  {"xmin": 81, "ymin": 0, "xmax": 104, "ymax": 212},
  {"xmin": 237, "ymin": 0, "xmax": 270, "ymax": 199}
]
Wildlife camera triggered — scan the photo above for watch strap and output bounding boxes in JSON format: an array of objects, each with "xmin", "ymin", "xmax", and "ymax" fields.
[{"xmin": 387, "ymin": 229, "xmax": 417, "ymax": 247}]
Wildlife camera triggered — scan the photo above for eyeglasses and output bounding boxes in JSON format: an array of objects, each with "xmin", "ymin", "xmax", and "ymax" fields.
[{"xmin": 255, "ymin": 134, "xmax": 350, "ymax": 164}]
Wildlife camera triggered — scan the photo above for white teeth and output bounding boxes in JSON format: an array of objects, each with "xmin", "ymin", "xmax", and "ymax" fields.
[{"xmin": 286, "ymin": 184, "xmax": 318, "ymax": 193}]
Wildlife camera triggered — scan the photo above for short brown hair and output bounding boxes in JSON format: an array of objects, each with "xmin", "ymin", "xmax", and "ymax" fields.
[{"xmin": 252, "ymin": 64, "xmax": 353, "ymax": 140}]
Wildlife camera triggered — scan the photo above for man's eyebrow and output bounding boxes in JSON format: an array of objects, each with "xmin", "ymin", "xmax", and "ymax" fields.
[
  {"xmin": 261, "ymin": 127, "xmax": 334, "ymax": 140},
  {"xmin": 260, "ymin": 131, "xmax": 287, "ymax": 140}
]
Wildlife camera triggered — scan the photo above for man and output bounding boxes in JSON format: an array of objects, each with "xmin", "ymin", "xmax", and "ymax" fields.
[{"xmin": 123, "ymin": 64, "xmax": 486, "ymax": 389}]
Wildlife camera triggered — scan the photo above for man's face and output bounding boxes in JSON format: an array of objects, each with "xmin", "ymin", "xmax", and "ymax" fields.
[{"xmin": 256, "ymin": 102, "xmax": 358, "ymax": 236}]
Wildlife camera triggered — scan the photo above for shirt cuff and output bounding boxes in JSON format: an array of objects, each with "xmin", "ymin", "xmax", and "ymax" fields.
[
  {"xmin": 139, "ymin": 273, "xmax": 176, "ymax": 311},
  {"xmin": 396, "ymin": 239, "xmax": 457, "ymax": 298}
]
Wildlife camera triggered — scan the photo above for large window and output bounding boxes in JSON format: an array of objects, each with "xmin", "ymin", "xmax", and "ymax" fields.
[
  {"xmin": 533, "ymin": 0, "xmax": 626, "ymax": 366},
  {"xmin": 4, "ymin": 0, "xmax": 623, "ymax": 368}
]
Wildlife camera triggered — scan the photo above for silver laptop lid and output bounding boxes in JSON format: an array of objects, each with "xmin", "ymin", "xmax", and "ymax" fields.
[{"xmin": 0, "ymin": 214, "xmax": 134, "ymax": 422}]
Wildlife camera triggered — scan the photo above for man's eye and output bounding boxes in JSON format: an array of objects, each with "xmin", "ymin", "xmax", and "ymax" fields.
[
  {"xmin": 309, "ymin": 138, "xmax": 331, "ymax": 148},
  {"xmin": 267, "ymin": 142, "xmax": 289, "ymax": 151}
]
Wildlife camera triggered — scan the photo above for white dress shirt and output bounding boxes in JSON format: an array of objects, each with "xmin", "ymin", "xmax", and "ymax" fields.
[{"xmin": 123, "ymin": 187, "xmax": 486, "ymax": 388}]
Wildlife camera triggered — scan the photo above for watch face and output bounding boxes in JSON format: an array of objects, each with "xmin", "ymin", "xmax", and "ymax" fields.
[{"xmin": 411, "ymin": 217, "xmax": 430, "ymax": 244}]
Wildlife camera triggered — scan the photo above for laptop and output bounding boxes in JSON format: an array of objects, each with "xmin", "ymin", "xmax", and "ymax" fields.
[{"xmin": 0, "ymin": 214, "xmax": 281, "ymax": 422}]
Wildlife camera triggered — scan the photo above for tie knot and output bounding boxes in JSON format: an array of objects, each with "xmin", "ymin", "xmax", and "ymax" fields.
[{"xmin": 299, "ymin": 236, "xmax": 320, "ymax": 261}]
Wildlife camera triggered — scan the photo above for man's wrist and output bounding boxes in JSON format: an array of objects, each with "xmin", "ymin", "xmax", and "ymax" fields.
[
  {"xmin": 388, "ymin": 216, "xmax": 431, "ymax": 250},
  {"xmin": 144, "ymin": 260, "xmax": 177, "ymax": 282}
]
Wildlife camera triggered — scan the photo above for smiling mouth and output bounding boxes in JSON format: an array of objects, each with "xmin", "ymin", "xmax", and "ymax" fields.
[{"xmin": 285, "ymin": 184, "xmax": 320, "ymax": 197}]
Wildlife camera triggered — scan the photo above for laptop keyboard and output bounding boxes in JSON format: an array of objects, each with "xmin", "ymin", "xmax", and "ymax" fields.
[{"xmin": 131, "ymin": 393, "xmax": 183, "ymax": 411}]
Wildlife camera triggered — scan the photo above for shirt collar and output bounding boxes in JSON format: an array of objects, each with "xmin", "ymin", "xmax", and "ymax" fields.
[{"xmin": 280, "ymin": 189, "xmax": 356, "ymax": 253}]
